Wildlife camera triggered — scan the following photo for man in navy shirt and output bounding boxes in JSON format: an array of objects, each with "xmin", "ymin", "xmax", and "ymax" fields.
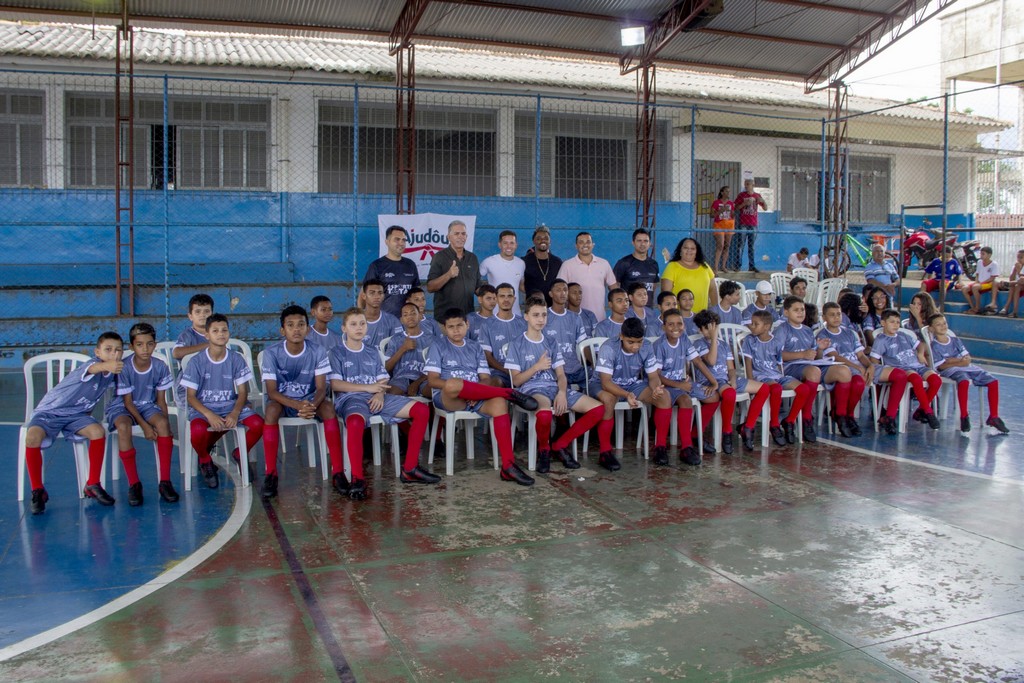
[
  {"xmin": 613, "ymin": 228, "xmax": 661, "ymax": 308},
  {"xmin": 363, "ymin": 226, "xmax": 421, "ymax": 318}
]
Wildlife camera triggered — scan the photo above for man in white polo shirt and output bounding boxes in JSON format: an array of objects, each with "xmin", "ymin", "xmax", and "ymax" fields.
[
  {"xmin": 556, "ymin": 231, "xmax": 618, "ymax": 322},
  {"xmin": 480, "ymin": 230, "xmax": 526, "ymax": 316}
]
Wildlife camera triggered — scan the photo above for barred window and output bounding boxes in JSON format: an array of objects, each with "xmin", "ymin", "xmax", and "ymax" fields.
[
  {"xmin": 66, "ymin": 95, "xmax": 150, "ymax": 189},
  {"xmin": 780, "ymin": 150, "xmax": 890, "ymax": 224},
  {"xmin": 0, "ymin": 91, "xmax": 44, "ymax": 187},
  {"xmin": 317, "ymin": 102, "xmax": 496, "ymax": 196}
]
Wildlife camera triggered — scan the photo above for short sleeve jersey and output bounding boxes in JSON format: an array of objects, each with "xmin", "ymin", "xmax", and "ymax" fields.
[
  {"xmin": 976, "ymin": 259, "xmax": 999, "ymax": 284},
  {"xmin": 180, "ymin": 349, "xmax": 253, "ymax": 420},
  {"xmin": 480, "ymin": 315, "xmax": 528, "ymax": 362},
  {"xmin": 384, "ymin": 331, "xmax": 431, "ymax": 383},
  {"xmin": 711, "ymin": 303, "xmax": 744, "ymax": 327},
  {"xmin": 816, "ymin": 326, "xmax": 864, "ymax": 364},
  {"xmin": 929, "ymin": 335, "xmax": 969, "ymax": 377},
  {"xmin": 777, "ymin": 323, "xmax": 818, "ymax": 372},
  {"xmin": 692, "ymin": 337, "xmax": 731, "ymax": 385},
  {"xmin": 423, "ymin": 337, "xmax": 489, "ymax": 382},
  {"xmin": 364, "ymin": 256, "xmax": 421, "ymax": 318},
  {"xmin": 113, "ymin": 355, "xmax": 173, "ymax": 409},
  {"xmin": 33, "ymin": 357, "xmax": 117, "ymax": 418},
  {"xmin": 741, "ymin": 334, "xmax": 786, "ymax": 382},
  {"xmin": 625, "ymin": 308, "xmax": 663, "ymax": 337},
  {"xmin": 328, "ymin": 342, "xmax": 389, "ymax": 387},
  {"xmin": 612, "ymin": 255, "xmax": 661, "ymax": 305},
  {"xmin": 870, "ymin": 332, "xmax": 925, "ymax": 371},
  {"xmin": 543, "ymin": 308, "xmax": 587, "ymax": 376},
  {"xmin": 260, "ymin": 341, "xmax": 330, "ymax": 401},
  {"xmin": 467, "ymin": 312, "xmax": 490, "ymax": 343},
  {"xmin": 504, "ymin": 333, "xmax": 565, "ymax": 395},
  {"xmin": 682, "ymin": 316, "xmax": 700, "ymax": 338},
  {"xmin": 742, "ymin": 303, "xmax": 780, "ymax": 325},
  {"xmin": 594, "ymin": 317, "xmax": 623, "ymax": 340},
  {"xmin": 174, "ymin": 326, "xmax": 207, "ymax": 351},
  {"xmin": 653, "ymin": 336, "xmax": 699, "ymax": 382},
  {"xmin": 365, "ymin": 311, "xmax": 402, "ymax": 352},
  {"xmin": 306, "ymin": 326, "xmax": 343, "ymax": 352},
  {"xmin": 594, "ymin": 338, "xmax": 659, "ymax": 385},
  {"xmin": 577, "ymin": 308, "xmax": 598, "ymax": 337},
  {"xmin": 924, "ymin": 257, "xmax": 962, "ymax": 281}
]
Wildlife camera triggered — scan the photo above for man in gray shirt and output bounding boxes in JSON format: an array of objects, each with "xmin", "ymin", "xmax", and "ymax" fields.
[{"xmin": 427, "ymin": 220, "xmax": 483, "ymax": 320}]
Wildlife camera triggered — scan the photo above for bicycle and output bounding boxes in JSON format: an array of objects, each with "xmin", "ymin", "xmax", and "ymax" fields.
[{"xmin": 822, "ymin": 232, "xmax": 899, "ymax": 277}]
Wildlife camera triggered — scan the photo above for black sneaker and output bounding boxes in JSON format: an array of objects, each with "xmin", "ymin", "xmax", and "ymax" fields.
[
  {"xmin": 261, "ymin": 473, "xmax": 279, "ymax": 499},
  {"xmin": 199, "ymin": 461, "xmax": 219, "ymax": 489},
  {"xmin": 679, "ymin": 446, "xmax": 701, "ymax": 466},
  {"xmin": 925, "ymin": 412, "xmax": 940, "ymax": 430},
  {"xmin": 535, "ymin": 449, "xmax": 551, "ymax": 474},
  {"xmin": 783, "ymin": 421, "xmax": 797, "ymax": 444},
  {"xmin": 507, "ymin": 390, "xmax": 539, "ymax": 411},
  {"xmin": 770, "ymin": 425, "xmax": 786, "ymax": 447},
  {"xmin": 702, "ymin": 439, "xmax": 716, "ymax": 455},
  {"xmin": 652, "ymin": 445, "xmax": 669, "ymax": 466},
  {"xmin": 802, "ymin": 419, "xmax": 817, "ymax": 443},
  {"xmin": 986, "ymin": 416, "xmax": 1010, "ymax": 434},
  {"xmin": 331, "ymin": 472, "xmax": 350, "ymax": 496},
  {"xmin": 598, "ymin": 451, "xmax": 621, "ymax": 472},
  {"xmin": 127, "ymin": 482, "xmax": 144, "ymax": 507},
  {"xmin": 878, "ymin": 414, "xmax": 898, "ymax": 435},
  {"xmin": 158, "ymin": 480, "xmax": 180, "ymax": 503},
  {"xmin": 83, "ymin": 483, "xmax": 115, "ymax": 506},
  {"xmin": 740, "ymin": 425, "xmax": 756, "ymax": 450},
  {"xmin": 400, "ymin": 465, "xmax": 441, "ymax": 484},
  {"xmin": 500, "ymin": 462, "xmax": 535, "ymax": 486},
  {"xmin": 912, "ymin": 407, "xmax": 928, "ymax": 424},
  {"xmin": 848, "ymin": 417, "xmax": 862, "ymax": 437},
  {"xmin": 348, "ymin": 478, "xmax": 368, "ymax": 500},
  {"xmin": 960, "ymin": 416, "xmax": 971, "ymax": 433},
  {"xmin": 30, "ymin": 487, "xmax": 48, "ymax": 515},
  {"xmin": 837, "ymin": 416, "xmax": 854, "ymax": 438},
  {"xmin": 554, "ymin": 447, "xmax": 581, "ymax": 470},
  {"xmin": 721, "ymin": 432, "xmax": 734, "ymax": 455}
]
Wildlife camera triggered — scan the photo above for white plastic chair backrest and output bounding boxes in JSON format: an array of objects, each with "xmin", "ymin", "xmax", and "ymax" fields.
[
  {"xmin": 716, "ymin": 323, "xmax": 746, "ymax": 350},
  {"xmin": 379, "ymin": 336, "xmax": 392, "ymax": 356},
  {"xmin": 805, "ymin": 281, "xmax": 819, "ymax": 308},
  {"xmin": 227, "ymin": 338, "xmax": 259, "ymax": 399},
  {"xmin": 770, "ymin": 273, "xmax": 792, "ymax": 297},
  {"xmin": 792, "ymin": 267, "xmax": 818, "ymax": 284},
  {"xmin": 727, "ymin": 328, "xmax": 751, "ymax": 378},
  {"xmin": 577, "ymin": 337, "xmax": 607, "ymax": 382},
  {"xmin": 153, "ymin": 341, "xmax": 180, "ymax": 407},
  {"xmin": 23, "ymin": 352, "xmax": 92, "ymax": 421},
  {"xmin": 771, "ymin": 319, "xmax": 785, "ymax": 331},
  {"xmin": 256, "ymin": 350, "xmax": 269, "ymax": 409},
  {"xmin": 743, "ymin": 290, "xmax": 759, "ymax": 308},
  {"xmin": 819, "ymin": 278, "xmax": 845, "ymax": 305},
  {"xmin": 919, "ymin": 326, "xmax": 937, "ymax": 371}
]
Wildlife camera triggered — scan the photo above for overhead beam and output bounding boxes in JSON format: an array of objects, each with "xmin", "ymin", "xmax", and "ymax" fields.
[
  {"xmin": 696, "ymin": 27, "xmax": 843, "ymax": 50},
  {"xmin": 764, "ymin": 0, "xmax": 890, "ymax": 19},
  {"xmin": 621, "ymin": 0, "xmax": 719, "ymax": 75},
  {"xmin": 389, "ymin": 0, "xmax": 432, "ymax": 55}
]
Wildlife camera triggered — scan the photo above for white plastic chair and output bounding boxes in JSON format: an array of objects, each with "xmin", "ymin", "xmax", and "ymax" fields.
[
  {"xmin": 17, "ymin": 352, "xmax": 97, "ymax": 501},
  {"xmin": 920, "ymin": 327, "xmax": 983, "ymax": 421},
  {"xmin": 770, "ymin": 273, "xmax": 792, "ymax": 301},
  {"xmin": 340, "ymin": 414, "xmax": 401, "ymax": 479},
  {"xmin": 792, "ymin": 267, "xmax": 819, "ymax": 284},
  {"xmin": 154, "ymin": 341, "xmax": 188, "ymax": 472},
  {"xmin": 577, "ymin": 337, "xmax": 650, "ymax": 458},
  {"xmin": 427, "ymin": 402, "xmax": 499, "ymax": 477},
  {"xmin": 870, "ymin": 329, "xmax": 939, "ymax": 433},
  {"xmin": 256, "ymin": 350, "xmax": 325, "ymax": 475},
  {"xmin": 742, "ymin": 289, "xmax": 760, "ymax": 308},
  {"xmin": 817, "ymin": 277, "xmax": 847, "ymax": 307}
]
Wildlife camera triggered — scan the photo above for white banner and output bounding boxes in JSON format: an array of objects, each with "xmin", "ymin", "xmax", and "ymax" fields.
[{"xmin": 377, "ymin": 213, "xmax": 477, "ymax": 281}]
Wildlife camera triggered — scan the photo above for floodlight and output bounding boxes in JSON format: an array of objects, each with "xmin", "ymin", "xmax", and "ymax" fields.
[{"xmin": 621, "ymin": 26, "xmax": 645, "ymax": 47}]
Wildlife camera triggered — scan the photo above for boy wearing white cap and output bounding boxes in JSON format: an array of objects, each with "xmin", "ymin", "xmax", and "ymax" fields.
[{"xmin": 743, "ymin": 281, "xmax": 780, "ymax": 328}]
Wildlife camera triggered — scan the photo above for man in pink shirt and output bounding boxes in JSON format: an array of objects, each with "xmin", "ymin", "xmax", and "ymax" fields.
[
  {"xmin": 731, "ymin": 179, "xmax": 767, "ymax": 273},
  {"xmin": 556, "ymin": 231, "xmax": 618, "ymax": 322}
]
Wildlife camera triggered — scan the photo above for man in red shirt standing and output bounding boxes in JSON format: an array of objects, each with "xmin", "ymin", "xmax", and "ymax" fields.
[{"xmin": 732, "ymin": 179, "xmax": 767, "ymax": 273}]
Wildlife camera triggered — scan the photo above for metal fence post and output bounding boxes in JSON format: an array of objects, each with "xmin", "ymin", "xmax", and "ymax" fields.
[
  {"xmin": 353, "ymin": 83, "xmax": 360, "ymax": 304},
  {"xmin": 162, "ymin": 74, "xmax": 170, "ymax": 338},
  {"xmin": 689, "ymin": 106, "xmax": 696, "ymax": 231},
  {"xmin": 534, "ymin": 94, "xmax": 541, "ymax": 228},
  {"xmin": 819, "ymin": 118, "xmax": 827, "ymax": 274},
  {"xmin": 941, "ymin": 93, "xmax": 950, "ymax": 311}
]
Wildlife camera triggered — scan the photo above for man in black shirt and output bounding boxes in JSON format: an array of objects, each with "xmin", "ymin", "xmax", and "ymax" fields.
[
  {"xmin": 612, "ymin": 228, "xmax": 660, "ymax": 308},
  {"xmin": 522, "ymin": 225, "xmax": 562, "ymax": 305},
  {"xmin": 363, "ymin": 226, "xmax": 421, "ymax": 318},
  {"xmin": 426, "ymin": 220, "xmax": 483, "ymax": 319}
]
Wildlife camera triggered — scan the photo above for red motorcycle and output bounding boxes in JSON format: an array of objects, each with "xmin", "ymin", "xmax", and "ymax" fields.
[{"xmin": 901, "ymin": 224, "xmax": 956, "ymax": 277}]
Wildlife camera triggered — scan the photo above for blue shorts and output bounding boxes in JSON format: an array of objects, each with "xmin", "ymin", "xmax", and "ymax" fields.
[
  {"xmin": 189, "ymin": 405, "xmax": 257, "ymax": 423},
  {"xmin": 783, "ymin": 363, "xmax": 813, "ymax": 382},
  {"xmin": 336, "ymin": 392, "xmax": 411, "ymax": 424},
  {"xmin": 665, "ymin": 387, "xmax": 693, "ymax": 405},
  {"xmin": 588, "ymin": 376, "xmax": 647, "ymax": 400},
  {"xmin": 28, "ymin": 412, "xmax": 98, "ymax": 448},
  {"xmin": 491, "ymin": 371, "xmax": 512, "ymax": 389},
  {"xmin": 431, "ymin": 389, "xmax": 486, "ymax": 414},
  {"xmin": 107, "ymin": 403, "xmax": 164, "ymax": 430},
  {"xmin": 524, "ymin": 385, "xmax": 587, "ymax": 411},
  {"xmin": 563, "ymin": 366, "xmax": 587, "ymax": 388},
  {"xmin": 943, "ymin": 366, "xmax": 996, "ymax": 386}
]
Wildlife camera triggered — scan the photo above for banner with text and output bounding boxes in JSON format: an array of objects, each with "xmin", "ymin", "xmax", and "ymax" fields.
[{"xmin": 377, "ymin": 213, "xmax": 477, "ymax": 281}]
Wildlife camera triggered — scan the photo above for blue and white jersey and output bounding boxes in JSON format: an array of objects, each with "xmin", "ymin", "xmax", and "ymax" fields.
[
  {"xmin": 929, "ymin": 335, "xmax": 968, "ymax": 373},
  {"xmin": 870, "ymin": 332, "xmax": 926, "ymax": 371},
  {"xmin": 174, "ymin": 326, "xmax": 207, "ymax": 351},
  {"xmin": 467, "ymin": 312, "xmax": 491, "ymax": 343},
  {"xmin": 480, "ymin": 314, "xmax": 528, "ymax": 363},
  {"xmin": 816, "ymin": 326, "xmax": 864, "ymax": 365},
  {"xmin": 419, "ymin": 316, "xmax": 444, "ymax": 339},
  {"xmin": 260, "ymin": 341, "xmax": 330, "ymax": 401},
  {"xmin": 424, "ymin": 337, "xmax": 489, "ymax": 382},
  {"xmin": 33, "ymin": 357, "xmax": 117, "ymax": 418},
  {"xmin": 108, "ymin": 355, "xmax": 172, "ymax": 418},
  {"xmin": 742, "ymin": 303, "xmax": 780, "ymax": 326},
  {"xmin": 682, "ymin": 315, "xmax": 700, "ymax": 338},
  {"xmin": 328, "ymin": 341, "xmax": 389, "ymax": 387},
  {"xmin": 652, "ymin": 336, "xmax": 699, "ymax": 382},
  {"xmin": 862, "ymin": 314, "xmax": 882, "ymax": 333},
  {"xmin": 711, "ymin": 303, "xmax": 744, "ymax": 327},
  {"xmin": 543, "ymin": 308, "xmax": 587, "ymax": 376},
  {"xmin": 741, "ymin": 334, "xmax": 786, "ymax": 382},
  {"xmin": 384, "ymin": 331, "xmax": 431, "ymax": 383},
  {"xmin": 365, "ymin": 311, "xmax": 402, "ymax": 352},
  {"xmin": 692, "ymin": 337, "xmax": 731, "ymax": 386},
  {"xmin": 594, "ymin": 317, "xmax": 624, "ymax": 340},
  {"xmin": 594, "ymin": 338, "xmax": 659, "ymax": 384},
  {"xmin": 504, "ymin": 333, "xmax": 565, "ymax": 395},
  {"xmin": 306, "ymin": 326, "xmax": 343, "ymax": 353},
  {"xmin": 180, "ymin": 349, "xmax": 253, "ymax": 420},
  {"xmin": 576, "ymin": 308, "xmax": 598, "ymax": 337},
  {"xmin": 625, "ymin": 308, "xmax": 663, "ymax": 337},
  {"xmin": 364, "ymin": 256, "xmax": 421, "ymax": 318},
  {"xmin": 777, "ymin": 323, "xmax": 818, "ymax": 373}
]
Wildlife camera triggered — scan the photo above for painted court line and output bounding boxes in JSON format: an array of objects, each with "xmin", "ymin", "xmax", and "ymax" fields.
[{"xmin": 0, "ymin": 466, "xmax": 253, "ymax": 663}]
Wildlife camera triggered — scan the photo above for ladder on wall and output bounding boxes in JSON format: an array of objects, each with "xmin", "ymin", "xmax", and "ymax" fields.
[{"xmin": 114, "ymin": 4, "xmax": 135, "ymax": 316}]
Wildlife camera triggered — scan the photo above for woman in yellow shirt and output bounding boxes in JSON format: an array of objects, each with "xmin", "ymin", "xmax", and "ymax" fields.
[{"xmin": 661, "ymin": 237, "xmax": 718, "ymax": 313}]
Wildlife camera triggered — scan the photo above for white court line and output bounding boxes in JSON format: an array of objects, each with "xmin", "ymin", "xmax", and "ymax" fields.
[
  {"xmin": 817, "ymin": 437, "xmax": 1024, "ymax": 487},
  {"xmin": 0, "ymin": 462, "xmax": 253, "ymax": 662}
]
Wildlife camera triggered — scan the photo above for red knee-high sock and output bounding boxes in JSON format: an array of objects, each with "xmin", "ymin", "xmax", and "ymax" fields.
[
  {"xmin": 907, "ymin": 373, "xmax": 931, "ymax": 413},
  {"xmin": 87, "ymin": 438, "xmax": 105, "ymax": 486},
  {"xmin": 241, "ymin": 415, "xmax": 264, "ymax": 451},
  {"xmin": 677, "ymin": 406, "xmax": 694, "ymax": 447},
  {"xmin": 551, "ymin": 405, "xmax": 603, "ymax": 451},
  {"xmin": 833, "ymin": 382, "xmax": 850, "ymax": 417},
  {"xmin": 802, "ymin": 382, "xmax": 819, "ymax": 420},
  {"xmin": 263, "ymin": 424, "xmax": 280, "ymax": 476},
  {"xmin": 848, "ymin": 375, "xmax": 866, "ymax": 416},
  {"xmin": 457, "ymin": 380, "xmax": 510, "ymax": 402},
  {"xmin": 744, "ymin": 384, "xmax": 770, "ymax": 429},
  {"xmin": 988, "ymin": 381, "xmax": 1000, "ymax": 419},
  {"xmin": 157, "ymin": 435, "xmax": 173, "ymax": 481},
  {"xmin": 597, "ymin": 417, "xmax": 615, "ymax": 452},
  {"xmin": 119, "ymin": 448, "xmax": 140, "ymax": 486},
  {"xmin": 720, "ymin": 387, "xmax": 737, "ymax": 433},
  {"xmin": 190, "ymin": 419, "xmax": 219, "ymax": 463},
  {"xmin": 699, "ymin": 402, "xmax": 718, "ymax": 436},
  {"xmin": 886, "ymin": 369, "xmax": 907, "ymax": 417},
  {"xmin": 654, "ymin": 407, "xmax": 671, "ymax": 447},
  {"xmin": 957, "ymin": 380, "xmax": 970, "ymax": 419},
  {"xmin": 323, "ymin": 418, "xmax": 344, "ymax": 475},
  {"xmin": 768, "ymin": 383, "xmax": 783, "ymax": 427},
  {"xmin": 535, "ymin": 409, "xmax": 553, "ymax": 450},
  {"xmin": 925, "ymin": 374, "xmax": 942, "ymax": 405},
  {"xmin": 345, "ymin": 415, "xmax": 365, "ymax": 479},
  {"xmin": 404, "ymin": 402, "xmax": 430, "ymax": 471},
  {"xmin": 26, "ymin": 446, "xmax": 43, "ymax": 490},
  {"xmin": 786, "ymin": 384, "xmax": 809, "ymax": 423},
  {"xmin": 492, "ymin": 413, "xmax": 515, "ymax": 469}
]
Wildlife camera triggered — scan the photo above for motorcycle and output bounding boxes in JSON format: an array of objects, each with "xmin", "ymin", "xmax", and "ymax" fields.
[
  {"xmin": 952, "ymin": 238, "xmax": 980, "ymax": 280},
  {"xmin": 901, "ymin": 224, "xmax": 955, "ymax": 277}
]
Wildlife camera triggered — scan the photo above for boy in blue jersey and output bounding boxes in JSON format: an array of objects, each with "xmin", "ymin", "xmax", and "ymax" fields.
[
  {"xmin": 260, "ymin": 305, "xmax": 347, "ymax": 499},
  {"xmin": 544, "ymin": 279, "xmax": 589, "ymax": 387},
  {"xmin": 868, "ymin": 310, "xmax": 942, "ymax": 434},
  {"xmin": 657, "ymin": 291, "xmax": 678, "ymax": 323},
  {"xmin": 24, "ymin": 332, "xmax": 124, "ymax": 514},
  {"xmin": 405, "ymin": 288, "xmax": 444, "ymax": 338},
  {"xmin": 385, "ymin": 301, "xmax": 432, "ymax": 398},
  {"xmin": 568, "ymin": 282, "xmax": 598, "ymax": 336},
  {"xmin": 467, "ymin": 284, "xmax": 497, "ymax": 343},
  {"xmin": 181, "ymin": 314, "xmax": 265, "ymax": 489},
  {"xmin": 330, "ymin": 308, "xmax": 441, "ymax": 498},
  {"xmin": 927, "ymin": 313, "xmax": 1008, "ymax": 433},
  {"xmin": 743, "ymin": 281, "xmax": 779, "ymax": 327},
  {"xmin": 505, "ymin": 298, "xmax": 605, "ymax": 473},
  {"xmin": 691, "ymin": 310, "xmax": 739, "ymax": 450},
  {"xmin": 594, "ymin": 288, "xmax": 629, "ymax": 339},
  {"xmin": 307, "ymin": 295, "xmax": 343, "ymax": 351},
  {"xmin": 172, "ymin": 293, "xmax": 214, "ymax": 407},
  {"xmin": 362, "ymin": 279, "xmax": 402, "ymax": 352},
  {"xmin": 480, "ymin": 283, "xmax": 528, "ymax": 387},
  {"xmin": 426, "ymin": 307, "xmax": 539, "ymax": 486},
  {"xmin": 625, "ymin": 283, "xmax": 662, "ymax": 337},
  {"xmin": 735, "ymin": 311, "xmax": 788, "ymax": 449},
  {"xmin": 676, "ymin": 289, "xmax": 700, "ymax": 337},
  {"xmin": 817, "ymin": 302, "xmax": 872, "ymax": 436},
  {"xmin": 711, "ymin": 280, "xmax": 744, "ymax": 326},
  {"xmin": 107, "ymin": 322, "xmax": 177, "ymax": 506}
]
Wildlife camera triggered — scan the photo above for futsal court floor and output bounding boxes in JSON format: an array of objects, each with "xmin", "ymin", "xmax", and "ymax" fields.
[{"xmin": 0, "ymin": 367, "xmax": 1022, "ymax": 682}]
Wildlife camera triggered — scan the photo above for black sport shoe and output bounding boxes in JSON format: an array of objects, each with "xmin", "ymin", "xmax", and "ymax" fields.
[
  {"xmin": 261, "ymin": 473, "xmax": 279, "ymax": 499},
  {"xmin": 535, "ymin": 449, "xmax": 551, "ymax": 474},
  {"xmin": 960, "ymin": 416, "xmax": 971, "ymax": 433},
  {"xmin": 554, "ymin": 447, "xmax": 581, "ymax": 469},
  {"xmin": 802, "ymin": 419, "xmax": 817, "ymax": 443},
  {"xmin": 598, "ymin": 451, "xmax": 621, "ymax": 472},
  {"xmin": 783, "ymin": 421, "xmax": 797, "ymax": 444},
  {"xmin": 878, "ymin": 414, "xmax": 898, "ymax": 435},
  {"xmin": 507, "ymin": 390, "xmax": 539, "ymax": 411},
  {"xmin": 912, "ymin": 407, "xmax": 928, "ymax": 424},
  {"xmin": 400, "ymin": 465, "xmax": 441, "ymax": 484},
  {"xmin": 986, "ymin": 416, "xmax": 1010, "ymax": 434},
  {"xmin": 679, "ymin": 446, "xmax": 701, "ymax": 466},
  {"xmin": 500, "ymin": 462, "xmax": 535, "ymax": 486},
  {"xmin": 925, "ymin": 412, "xmax": 940, "ymax": 430},
  {"xmin": 30, "ymin": 487, "xmax": 48, "ymax": 515},
  {"xmin": 848, "ymin": 418, "xmax": 862, "ymax": 436},
  {"xmin": 348, "ymin": 478, "xmax": 368, "ymax": 500},
  {"xmin": 837, "ymin": 416, "xmax": 854, "ymax": 438},
  {"xmin": 331, "ymin": 472, "xmax": 350, "ymax": 496},
  {"xmin": 127, "ymin": 482, "xmax": 144, "ymax": 507},
  {"xmin": 721, "ymin": 432, "xmax": 734, "ymax": 455},
  {"xmin": 770, "ymin": 425, "xmax": 786, "ymax": 447},
  {"xmin": 83, "ymin": 483, "xmax": 115, "ymax": 506},
  {"xmin": 740, "ymin": 425, "xmax": 756, "ymax": 451},
  {"xmin": 199, "ymin": 461, "xmax": 219, "ymax": 488},
  {"xmin": 702, "ymin": 439, "xmax": 716, "ymax": 455},
  {"xmin": 158, "ymin": 480, "xmax": 180, "ymax": 503},
  {"xmin": 652, "ymin": 445, "xmax": 669, "ymax": 466}
]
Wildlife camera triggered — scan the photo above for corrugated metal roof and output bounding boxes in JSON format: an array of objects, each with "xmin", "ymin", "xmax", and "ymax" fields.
[{"xmin": 0, "ymin": 21, "xmax": 995, "ymax": 129}]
